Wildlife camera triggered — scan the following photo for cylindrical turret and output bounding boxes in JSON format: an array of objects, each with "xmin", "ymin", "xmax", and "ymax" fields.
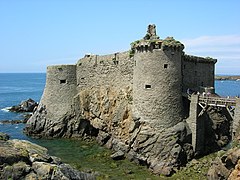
[
  {"xmin": 40, "ymin": 65, "xmax": 77, "ymax": 119},
  {"xmin": 132, "ymin": 25, "xmax": 184, "ymax": 129}
]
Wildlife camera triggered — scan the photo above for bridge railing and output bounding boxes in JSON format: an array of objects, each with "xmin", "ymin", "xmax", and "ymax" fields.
[{"xmin": 198, "ymin": 96, "xmax": 236, "ymax": 106}]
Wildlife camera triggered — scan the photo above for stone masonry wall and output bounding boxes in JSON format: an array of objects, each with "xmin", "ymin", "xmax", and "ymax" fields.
[
  {"xmin": 182, "ymin": 55, "xmax": 216, "ymax": 93},
  {"xmin": 76, "ymin": 51, "xmax": 134, "ymax": 91},
  {"xmin": 133, "ymin": 48, "xmax": 183, "ymax": 129},
  {"xmin": 40, "ymin": 65, "xmax": 77, "ymax": 119}
]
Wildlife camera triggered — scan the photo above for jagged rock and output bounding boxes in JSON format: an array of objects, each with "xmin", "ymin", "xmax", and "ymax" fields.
[
  {"xmin": 207, "ymin": 157, "xmax": 230, "ymax": 180},
  {"xmin": 96, "ymin": 131, "xmax": 110, "ymax": 145},
  {"xmin": 0, "ymin": 132, "xmax": 10, "ymax": 141},
  {"xmin": 225, "ymin": 148, "xmax": 240, "ymax": 167},
  {"xmin": 111, "ymin": 150, "xmax": 125, "ymax": 160},
  {"xmin": 128, "ymin": 120, "xmax": 140, "ymax": 133},
  {"xmin": 205, "ymin": 106, "xmax": 232, "ymax": 154},
  {"xmin": 24, "ymin": 87, "xmax": 194, "ymax": 176},
  {"xmin": 207, "ymin": 146, "xmax": 240, "ymax": 180},
  {"xmin": 0, "ymin": 141, "xmax": 29, "ymax": 165},
  {"xmin": 152, "ymin": 164, "xmax": 173, "ymax": 176},
  {"xmin": 0, "ymin": 161, "xmax": 31, "ymax": 180},
  {"xmin": 57, "ymin": 163, "xmax": 96, "ymax": 180},
  {"xmin": 9, "ymin": 98, "xmax": 38, "ymax": 112},
  {"xmin": 0, "ymin": 119, "xmax": 27, "ymax": 124},
  {"xmin": 182, "ymin": 143, "xmax": 194, "ymax": 161},
  {"xmin": 0, "ymin": 133, "xmax": 96, "ymax": 180},
  {"xmin": 32, "ymin": 162, "xmax": 57, "ymax": 179},
  {"xmin": 228, "ymin": 159, "xmax": 240, "ymax": 180}
]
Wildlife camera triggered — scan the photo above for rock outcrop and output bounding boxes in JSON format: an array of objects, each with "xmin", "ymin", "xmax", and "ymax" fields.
[
  {"xmin": 207, "ymin": 145, "xmax": 240, "ymax": 180},
  {"xmin": 24, "ymin": 87, "xmax": 194, "ymax": 176},
  {"xmin": 9, "ymin": 98, "xmax": 38, "ymax": 113},
  {"xmin": 0, "ymin": 134, "xmax": 95, "ymax": 180},
  {"xmin": 0, "ymin": 132, "xmax": 10, "ymax": 141},
  {"xmin": 215, "ymin": 75, "xmax": 240, "ymax": 81},
  {"xmin": 204, "ymin": 106, "xmax": 232, "ymax": 153}
]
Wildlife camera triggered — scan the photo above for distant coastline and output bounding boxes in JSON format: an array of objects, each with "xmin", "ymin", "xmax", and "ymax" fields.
[{"xmin": 215, "ymin": 75, "xmax": 240, "ymax": 81}]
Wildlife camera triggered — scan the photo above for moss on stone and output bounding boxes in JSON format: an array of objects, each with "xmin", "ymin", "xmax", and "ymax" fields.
[
  {"xmin": 129, "ymin": 49, "xmax": 135, "ymax": 58},
  {"xmin": 162, "ymin": 37, "xmax": 184, "ymax": 49}
]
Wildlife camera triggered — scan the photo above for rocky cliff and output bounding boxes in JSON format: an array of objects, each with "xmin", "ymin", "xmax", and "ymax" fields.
[{"xmin": 24, "ymin": 86, "xmax": 195, "ymax": 176}]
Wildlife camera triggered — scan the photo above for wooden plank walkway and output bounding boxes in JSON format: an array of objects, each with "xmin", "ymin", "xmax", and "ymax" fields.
[
  {"xmin": 198, "ymin": 96, "xmax": 236, "ymax": 107},
  {"xmin": 182, "ymin": 93, "xmax": 237, "ymax": 107}
]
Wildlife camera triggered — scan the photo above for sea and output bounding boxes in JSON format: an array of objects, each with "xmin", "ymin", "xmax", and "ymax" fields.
[
  {"xmin": 0, "ymin": 73, "xmax": 46, "ymax": 140},
  {"xmin": 0, "ymin": 73, "xmax": 240, "ymax": 178}
]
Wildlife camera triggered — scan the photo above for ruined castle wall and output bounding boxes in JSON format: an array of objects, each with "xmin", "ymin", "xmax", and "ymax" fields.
[
  {"xmin": 133, "ymin": 48, "xmax": 183, "ymax": 129},
  {"xmin": 76, "ymin": 51, "xmax": 134, "ymax": 91},
  {"xmin": 74, "ymin": 51, "xmax": 134, "ymax": 141},
  {"xmin": 40, "ymin": 65, "xmax": 77, "ymax": 118},
  {"xmin": 182, "ymin": 55, "xmax": 216, "ymax": 93}
]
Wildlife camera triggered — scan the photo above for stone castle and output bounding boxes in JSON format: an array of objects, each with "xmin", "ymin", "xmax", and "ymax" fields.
[
  {"xmin": 26, "ymin": 24, "xmax": 240, "ymax": 175},
  {"xmin": 40, "ymin": 24, "xmax": 216, "ymax": 129}
]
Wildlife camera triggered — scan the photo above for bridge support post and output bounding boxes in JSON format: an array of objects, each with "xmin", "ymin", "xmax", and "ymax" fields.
[
  {"xmin": 233, "ymin": 98, "xmax": 240, "ymax": 137},
  {"xmin": 187, "ymin": 94, "xmax": 205, "ymax": 154}
]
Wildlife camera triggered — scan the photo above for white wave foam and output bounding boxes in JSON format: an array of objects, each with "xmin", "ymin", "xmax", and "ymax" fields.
[{"xmin": 1, "ymin": 107, "xmax": 11, "ymax": 112}]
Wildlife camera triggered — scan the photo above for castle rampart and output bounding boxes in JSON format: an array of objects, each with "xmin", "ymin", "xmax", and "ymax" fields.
[
  {"xmin": 76, "ymin": 51, "xmax": 134, "ymax": 92},
  {"xmin": 182, "ymin": 55, "xmax": 217, "ymax": 93},
  {"xmin": 38, "ymin": 25, "xmax": 217, "ymax": 131},
  {"xmin": 40, "ymin": 65, "xmax": 77, "ymax": 119}
]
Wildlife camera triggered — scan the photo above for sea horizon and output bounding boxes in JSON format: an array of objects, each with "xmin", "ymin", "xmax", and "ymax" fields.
[{"xmin": 1, "ymin": 72, "xmax": 240, "ymax": 76}]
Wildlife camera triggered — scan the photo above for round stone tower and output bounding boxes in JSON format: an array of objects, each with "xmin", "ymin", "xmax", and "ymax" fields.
[
  {"xmin": 40, "ymin": 65, "xmax": 77, "ymax": 119},
  {"xmin": 132, "ymin": 24, "xmax": 184, "ymax": 129}
]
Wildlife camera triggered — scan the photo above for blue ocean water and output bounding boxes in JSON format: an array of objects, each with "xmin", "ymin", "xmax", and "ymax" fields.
[
  {"xmin": 215, "ymin": 80, "xmax": 240, "ymax": 97},
  {"xmin": 0, "ymin": 73, "xmax": 240, "ymax": 140},
  {"xmin": 0, "ymin": 73, "xmax": 45, "ymax": 140}
]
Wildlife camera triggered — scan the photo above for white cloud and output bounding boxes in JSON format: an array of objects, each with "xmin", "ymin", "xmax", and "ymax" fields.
[
  {"xmin": 182, "ymin": 35, "xmax": 240, "ymax": 47},
  {"xmin": 181, "ymin": 35, "xmax": 240, "ymax": 75}
]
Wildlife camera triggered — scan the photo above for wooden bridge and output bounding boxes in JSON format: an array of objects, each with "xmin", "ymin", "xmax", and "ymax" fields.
[
  {"xmin": 184, "ymin": 93, "xmax": 240, "ymax": 154},
  {"xmin": 183, "ymin": 93, "xmax": 236, "ymax": 107},
  {"xmin": 198, "ymin": 96, "xmax": 236, "ymax": 107}
]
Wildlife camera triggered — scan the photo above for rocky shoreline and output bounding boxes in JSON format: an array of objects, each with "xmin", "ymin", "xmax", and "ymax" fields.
[
  {"xmin": 3, "ymin": 130, "xmax": 240, "ymax": 179},
  {"xmin": 215, "ymin": 75, "xmax": 240, "ymax": 81},
  {"xmin": 0, "ymin": 99, "xmax": 37, "ymax": 125},
  {"xmin": 0, "ymin": 132, "xmax": 96, "ymax": 180},
  {"xmin": 0, "ymin": 119, "xmax": 28, "ymax": 124},
  {"xmin": 8, "ymin": 98, "xmax": 38, "ymax": 113}
]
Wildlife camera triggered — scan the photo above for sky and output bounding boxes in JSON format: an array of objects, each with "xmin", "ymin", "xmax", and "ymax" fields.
[{"xmin": 0, "ymin": 0, "xmax": 240, "ymax": 74}]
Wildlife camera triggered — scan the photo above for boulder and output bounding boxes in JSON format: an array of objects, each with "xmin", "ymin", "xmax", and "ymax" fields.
[
  {"xmin": 228, "ymin": 159, "xmax": 240, "ymax": 180},
  {"xmin": 0, "ymin": 133, "xmax": 96, "ymax": 180},
  {"xmin": 207, "ymin": 146, "xmax": 240, "ymax": 180},
  {"xmin": 0, "ymin": 119, "xmax": 25, "ymax": 124},
  {"xmin": 111, "ymin": 150, "xmax": 125, "ymax": 160},
  {"xmin": 9, "ymin": 98, "xmax": 38, "ymax": 112},
  {"xmin": 0, "ymin": 132, "xmax": 10, "ymax": 141},
  {"xmin": 207, "ymin": 157, "xmax": 230, "ymax": 180}
]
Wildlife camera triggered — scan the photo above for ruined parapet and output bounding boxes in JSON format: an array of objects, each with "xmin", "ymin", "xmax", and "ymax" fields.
[
  {"xmin": 132, "ymin": 24, "xmax": 184, "ymax": 129},
  {"xmin": 40, "ymin": 65, "xmax": 77, "ymax": 119},
  {"xmin": 75, "ymin": 51, "xmax": 134, "ymax": 91}
]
